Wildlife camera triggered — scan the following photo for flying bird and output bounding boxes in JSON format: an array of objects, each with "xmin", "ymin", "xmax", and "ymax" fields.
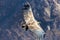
[{"xmin": 21, "ymin": 2, "xmax": 45, "ymax": 40}]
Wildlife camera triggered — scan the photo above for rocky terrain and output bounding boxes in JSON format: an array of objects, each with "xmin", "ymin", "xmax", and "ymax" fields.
[{"xmin": 0, "ymin": 0, "xmax": 60, "ymax": 40}]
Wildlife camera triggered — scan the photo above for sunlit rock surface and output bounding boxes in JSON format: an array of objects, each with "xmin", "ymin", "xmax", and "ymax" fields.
[{"xmin": 0, "ymin": 0, "xmax": 60, "ymax": 40}]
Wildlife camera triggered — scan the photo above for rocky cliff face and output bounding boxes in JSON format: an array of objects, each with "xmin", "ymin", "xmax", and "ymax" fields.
[{"xmin": 0, "ymin": 0, "xmax": 60, "ymax": 40}]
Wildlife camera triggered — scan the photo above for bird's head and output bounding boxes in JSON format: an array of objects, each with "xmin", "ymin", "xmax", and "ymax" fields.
[
  {"xmin": 22, "ymin": 24, "xmax": 29, "ymax": 31},
  {"xmin": 21, "ymin": 22, "xmax": 29, "ymax": 31}
]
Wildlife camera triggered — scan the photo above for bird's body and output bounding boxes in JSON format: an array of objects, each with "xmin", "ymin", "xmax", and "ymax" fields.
[{"xmin": 22, "ymin": 2, "xmax": 45, "ymax": 40}]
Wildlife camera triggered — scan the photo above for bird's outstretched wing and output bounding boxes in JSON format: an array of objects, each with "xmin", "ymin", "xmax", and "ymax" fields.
[{"xmin": 22, "ymin": 2, "xmax": 45, "ymax": 40}]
